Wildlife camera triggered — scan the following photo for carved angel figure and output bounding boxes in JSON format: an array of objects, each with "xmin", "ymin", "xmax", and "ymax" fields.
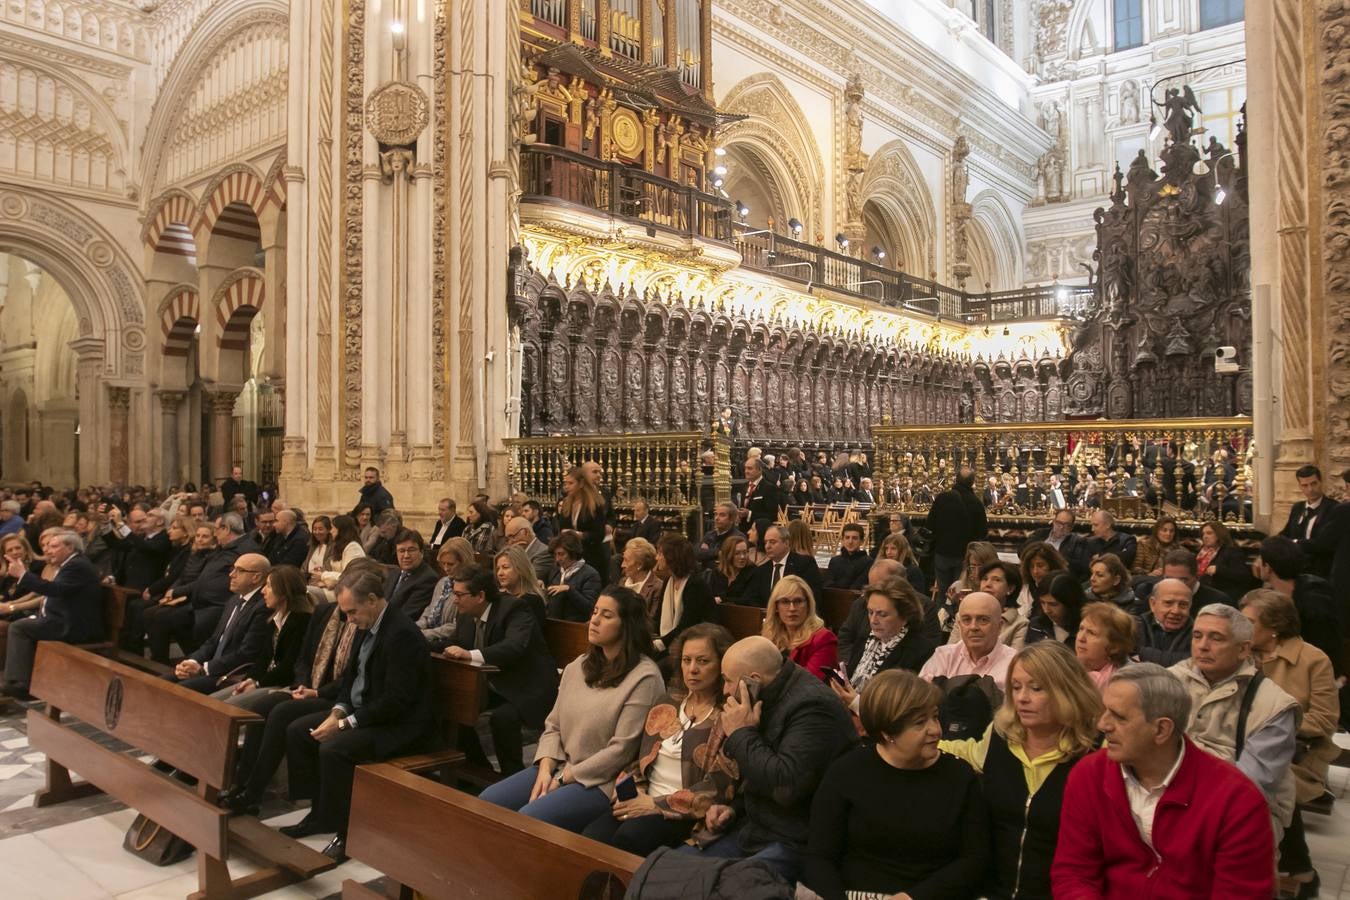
[{"xmin": 1159, "ymin": 86, "xmax": 1201, "ymax": 145}]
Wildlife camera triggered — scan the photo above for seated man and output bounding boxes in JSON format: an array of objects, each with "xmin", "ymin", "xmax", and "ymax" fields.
[
  {"xmin": 366, "ymin": 511, "xmax": 402, "ymax": 565},
  {"xmin": 268, "ymin": 510, "xmax": 311, "ymax": 568},
  {"xmin": 918, "ymin": 591, "xmax": 1017, "ymax": 690},
  {"xmin": 503, "ymin": 515, "xmax": 553, "ymax": 582},
  {"xmin": 1086, "ymin": 510, "xmax": 1138, "ymax": 570},
  {"xmin": 1169, "ymin": 604, "xmax": 1300, "ymax": 837},
  {"xmin": 1252, "ymin": 536, "xmax": 1345, "ymax": 675},
  {"xmin": 695, "ymin": 502, "xmax": 745, "ymax": 568},
  {"xmin": 384, "ymin": 529, "xmax": 439, "ymax": 622},
  {"xmin": 281, "ymin": 567, "xmax": 436, "ymax": 861},
  {"xmin": 1131, "ymin": 548, "xmax": 1232, "ymax": 611},
  {"xmin": 147, "ymin": 514, "xmax": 256, "ymax": 663},
  {"xmin": 684, "ymin": 635, "xmax": 856, "ymax": 879},
  {"xmin": 2, "ymin": 530, "xmax": 104, "ymax": 700},
  {"xmin": 748, "ymin": 525, "xmax": 824, "ymax": 607},
  {"xmin": 824, "ymin": 523, "xmax": 871, "ymax": 590},
  {"xmin": 1053, "ymin": 663, "xmax": 1275, "ymax": 898},
  {"xmin": 170, "ymin": 554, "xmax": 273, "ymax": 693},
  {"xmin": 438, "ymin": 566, "xmax": 558, "ymax": 775},
  {"xmin": 1133, "ymin": 578, "xmax": 1193, "ymax": 666}
]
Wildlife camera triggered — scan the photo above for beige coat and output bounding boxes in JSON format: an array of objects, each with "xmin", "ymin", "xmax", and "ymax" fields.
[{"xmin": 1258, "ymin": 636, "xmax": 1342, "ymax": 803}]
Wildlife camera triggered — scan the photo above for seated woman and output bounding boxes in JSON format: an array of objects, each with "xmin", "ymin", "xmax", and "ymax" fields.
[
  {"xmin": 616, "ymin": 537, "xmax": 664, "ymax": 628},
  {"xmin": 652, "ymin": 534, "xmax": 715, "ymax": 654},
  {"xmin": 0, "ymin": 533, "xmax": 44, "ymax": 671},
  {"xmin": 351, "ymin": 504, "xmax": 377, "ymax": 551},
  {"xmin": 416, "ymin": 537, "xmax": 475, "ymax": 644},
  {"xmin": 1017, "ymin": 542, "xmax": 1068, "ymax": 618},
  {"xmin": 877, "ymin": 532, "xmax": 927, "ymax": 598},
  {"xmin": 829, "ymin": 576, "xmax": 938, "ymax": 715},
  {"xmin": 805, "ymin": 669, "xmax": 990, "ymax": 900},
  {"xmin": 947, "ymin": 561, "xmax": 1027, "ymax": 649},
  {"xmin": 581, "ymin": 623, "xmax": 739, "ymax": 855},
  {"xmin": 1025, "ymin": 571, "xmax": 1084, "ymax": 647},
  {"xmin": 462, "ymin": 500, "xmax": 501, "ymax": 557},
  {"xmin": 479, "ymin": 586, "xmax": 664, "ymax": 832},
  {"xmin": 303, "ymin": 515, "xmax": 333, "ymax": 583},
  {"xmin": 1197, "ymin": 519, "xmax": 1256, "ymax": 603},
  {"xmin": 763, "ymin": 575, "xmax": 837, "ymax": 681},
  {"xmin": 495, "ymin": 545, "xmax": 548, "ymax": 624},
  {"xmin": 706, "ymin": 536, "xmax": 755, "ymax": 604},
  {"xmin": 745, "ymin": 519, "xmax": 771, "ymax": 568},
  {"xmin": 1132, "ymin": 515, "xmax": 1179, "ymax": 577},
  {"xmin": 787, "ymin": 519, "xmax": 815, "ymax": 558},
  {"xmin": 1241, "ymin": 588, "xmax": 1342, "ymax": 896},
  {"xmin": 1074, "ymin": 601, "xmax": 1136, "ymax": 692},
  {"xmin": 144, "ymin": 515, "xmax": 198, "ymax": 601},
  {"xmin": 939, "ymin": 541, "xmax": 1000, "ymax": 636},
  {"xmin": 307, "ymin": 514, "xmax": 366, "ymax": 605},
  {"xmin": 216, "ymin": 565, "xmax": 314, "ymax": 702},
  {"xmin": 940, "ymin": 641, "xmax": 1102, "ymax": 899},
  {"xmin": 544, "ymin": 532, "xmax": 602, "ymax": 621},
  {"xmin": 1085, "ymin": 553, "xmax": 1137, "ymax": 612}
]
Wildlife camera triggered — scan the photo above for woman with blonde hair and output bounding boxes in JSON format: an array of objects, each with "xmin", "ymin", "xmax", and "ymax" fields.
[
  {"xmin": 496, "ymin": 545, "xmax": 547, "ymax": 623},
  {"xmin": 415, "ymin": 537, "xmax": 476, "ymax": 643},
  {"xmin": 939, "ymin": 540, "xmax": 1000, "ymax": 635},
  {"xmin": 877, "ymin": 532, "xmax": 926, "ymax": 597},
  {"xmin": 763, "ymin": 574, "xmax": 837, "ymax": 681},
  {"xmin": 1074, "ymin": 601, "xmax": 1136, "ymax": 692},
  {"xmin": 1085, "ymin": 552, "xmax": 1135, "ymax": 611},
  {"xmin": 616, "ymin": 536, "xmax": 663, "ymax": 627},
  {"xmin": 0, "ymin": 532, "xmax": 42, "ymax": 671},
  {"xmin": 940, "ymin": 641, "xmax": 1102, "ymax": 899}
]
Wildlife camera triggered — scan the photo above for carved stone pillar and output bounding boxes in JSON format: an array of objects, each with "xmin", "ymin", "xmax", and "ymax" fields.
[
  {"xmin": 107, "ymin": 387, "xmax": 131, "ymax": 485},
  {"xmin": 206, "ymin": 390, "xmax": 238, "ymax": 484},
  {"xmin": 158, "ymin": 391, "xmax": 185, "ymax": 488}
]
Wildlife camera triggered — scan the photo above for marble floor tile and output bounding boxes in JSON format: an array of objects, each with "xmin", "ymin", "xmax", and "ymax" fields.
[
  {"xmin": 0, "ymin": 832, "xmax": 113, "ymax": 900},
  {"xmin": 31, "ymin": 809, "xmax": 198, "ymax": 897}
]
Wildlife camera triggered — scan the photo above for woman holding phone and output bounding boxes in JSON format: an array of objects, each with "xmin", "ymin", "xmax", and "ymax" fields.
[{"xmin": 581, "ymin": 623, "xmax": 739, "ymax": 854}]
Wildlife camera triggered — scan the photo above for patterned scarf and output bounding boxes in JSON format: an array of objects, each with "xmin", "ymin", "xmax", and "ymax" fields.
[
  {"xmin": 850, "ymin": 629, "xmax": 905, "ymax": 689},
  {"xmin": 309, "ymin": 607, "xmax": 359, "ymax": 689}
]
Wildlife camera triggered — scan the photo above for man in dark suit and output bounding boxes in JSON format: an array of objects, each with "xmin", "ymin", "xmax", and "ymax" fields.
[
  {"xmin": 748, "ymin": 524, "xmax": 824, "ymax": 607},
  {"xmin": 428, "ymin": 498, "xmax": 466, "ymax": 551},
  {"xmin": 523, "ymin": 500, "xmax": 554, "ymax": 543},
  {"xmin": 3, "ymin": 530, "xmax": 104, "ymax": 699},
  {"xmin": 439, "ymin": 566, "xmax": 558, "ymax": 775},
  {"xmin": 221, "ymin": 465, "xmax": 261, "ymax": 509},
  {"xmin": 384, "ymin": 529, "xmax": 439, "ymax": 621},
  {"xmin": 170, "ymin": 553, "xmax": 272, "ymax": 693},
  {"xmin": 1025, "ymin": 509, "xmax": 1091, "ymax": 580},
  {"xmin": 927, "ymin": 467, "xmax": 988, "ymax": 595},
  {"xmin": 825, "ymin": 523, "xmax": 872, "ymax": 589},
  {"xmin": 740, "ymin": 457, "xmax": 780, "ymax": 527},
  {"xmin": 1086, "ymin": 509, "xmax": 1138, "ymax": 569},
  {"xmin": 1131, "ymin": 549, "xmax": 1232, "ymax": 612},
  {"xmin": 106, "ymin": 506, "xmax": 174, "ymax": 655},
  {"xmin": 697, "ymin": 503, "xmax": 745, "ymax": 567},
  {"xmin": 281, "ymin": 566, "xmax": 436, "ymax": 860},
  {"xmin": 1280, "ymin": 465, "xmax": 1336, "ymax": 578},
  {"xmin": 504, "ymin": 516, "xmax": 553, "ymax": 582},
  {"xmin": 268, "ymin": 509, "xmax": 311, "ymax": 568},
  {"xmin": 631, "ymin": 499, "xmax": 664, "ymax": 544}
]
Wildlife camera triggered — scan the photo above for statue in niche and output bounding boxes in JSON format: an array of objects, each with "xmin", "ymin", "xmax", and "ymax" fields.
[
  {"xmin": 1039, "ymin": 151, "xmax": 1065, "ymax": 203},
  {"xmin": 951, "ymin": 135, "xmax": 970, "ymax": 205},
  {"xmin": 1038, "ymin": 100, "xmax": 1062, "ymax": 145},
  {"xmin": 1119, "ymin": 79, "xmax": 1140, "ymax": 125},
  {"xmin": 846, "ymin": 169, "xmax": 864, "ymax": 224},
  {"xmin": 844, "ymin": 73, "xmax": 865, "ymax": 169}
]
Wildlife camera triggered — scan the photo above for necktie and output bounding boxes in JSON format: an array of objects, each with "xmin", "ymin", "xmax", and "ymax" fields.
[
  {"xmin": 772, "ymin": 562, "xmax": 783, "ymax": 588},
  {"xmin": 393, "ymin": 571, "xmax": 406, "ymax": 595},
  {"xmin": 474, "ymin": 617, "xmax": 487, "ymax": 651},
  {"xmin": 214, "ymin": 597, "xmax": 245, "ymax": 661}
]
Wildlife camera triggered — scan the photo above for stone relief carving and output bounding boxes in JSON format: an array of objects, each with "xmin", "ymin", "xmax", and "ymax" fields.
[
  {"xmin": 1322, "ymin": 0, "xmax": 1350, "ymax": 467},
  {"xmin": 341, "ymin": 0, "xmax": 367, "ymax": 470},
  {"xmin": 365, "ymin": 80, "xmax": 430, "ymax": 147},
  {"xmin": 1119, "ymin": 79, "xmax": 1141, "ymax": 125}
]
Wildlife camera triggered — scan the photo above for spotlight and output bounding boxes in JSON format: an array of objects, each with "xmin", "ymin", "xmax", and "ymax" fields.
[
  {"xmin": 714, "ymin": 147, "xmax": 727, "ymax": 157},
  {"xmin": 1192, "ymin": 159, "xmax": 1210, "ymax": 176},
  {"xmin": 713, "ymin": 164, "xmax": 727, "ymax": 176},
  {"xmin": 735, "ymin": 200, "xmax": 750, "ymax": 218},
  {"xmin": 871, "ymin": 246, "xmax": 886, "ymax": 262},
  {"xmin": 787, "ymin": 218, "xmax": 803, "ymax": 235},
  {"xmin": 1215, "ymin": 187, "xmax": 1227, "ymax": 205},
  {"xmin": 835, "ymin": 233, "xmax": 849, "ymax": 249},
  {"xmin": 711, "ymin": 176, "xmax": 724, "ymax": 188}
]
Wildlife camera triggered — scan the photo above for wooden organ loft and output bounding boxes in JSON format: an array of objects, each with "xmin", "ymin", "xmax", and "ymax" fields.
[{"xmin": 520, "ymin": 0, "xmax": 721, "ymax": 193}]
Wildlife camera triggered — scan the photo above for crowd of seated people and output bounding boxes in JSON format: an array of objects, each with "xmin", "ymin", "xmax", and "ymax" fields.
[{"xmin": 0, "ymin": 456, "xmax": 1346, "ymax": 898}]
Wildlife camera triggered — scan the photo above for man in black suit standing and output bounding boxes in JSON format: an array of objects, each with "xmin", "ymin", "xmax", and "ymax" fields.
[
  {"xmin": 428, "ymin": 498, "xmax": 466, "ymax": 551},
  {"xmin": 927, "ymin": 466, "xmax": 988, "ymax": 595},
  {"xmin": 439, "ymin": 566, "xmax": 558, "ymax": 775},
  {"xmin": 631, "ymin": 499, "xmax": 664, "ymax": 544},
  {"xmin": 221, "ymin": 465, "xmax": 261, "ymax": 510},
  {"xmin": 384, "ymin": 529, "xmax": 439, "ymax": 621},
  {"xmin": 739, "ymin": 457, "xmax": 780, "ymax": 528},
  {"xmin": 170, "ymin": 553, "xmax": 272, "ymax": 693},
  {"xmin": 3, "ymin": 530, "xmax": 104, "ymax": 700},
  {"xmin": 749, "ymin": 524, "xmax": 824, "ymax": 607},
  {"xmin": 1280, "ymin": 465, "xmax": 1336, "ymax": 578},
  {"xmin": 281, "ymin": 566, "xmax": 435, "ymax": 861}
]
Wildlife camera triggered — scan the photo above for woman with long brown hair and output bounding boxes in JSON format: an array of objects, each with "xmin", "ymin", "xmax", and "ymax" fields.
[
  {"xmin": 1133, "ymin": 515, "xmax": 1180, "ymax": 577},
  {"xmin": 706, "ymin": 535, "xmax": 755, "ymax": 603},
  {"xmin": 559, "ymin": 466, "xmax": 609, "ymax": 582}
]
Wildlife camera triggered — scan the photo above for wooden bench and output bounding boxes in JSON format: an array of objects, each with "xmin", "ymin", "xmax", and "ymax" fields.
[
  {"xmin": 820, "ymin": 587, "xmax": 858, "ymax": 631},
  {"xmin": 343, "ymin": 763, "xmax": 641, "ymax": 900},
  {"xmin": 28, "ymin": 642, "xmax": 336, "ymax": 900},
  {"xmin": 544, "ymin": 617, "xmax": 590, "ymax": 668},
  {"xmin": 387, "ymin": 654, "xmax": 497, "ymax": 786},
  {"xmin": 717, "ymin": 602, "xmax": 766, "ymax": 640}
]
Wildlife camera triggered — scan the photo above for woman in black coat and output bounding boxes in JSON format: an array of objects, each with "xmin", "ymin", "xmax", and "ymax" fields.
[
  {"xmin": 651, "ymin": 534, "xmax": 716, "ymax": 654},
  {"xmin": 559, "ymin": 466, "xmax": 610, "ymax": 583},
  {"xmin": 829, "ymin": 576, "xmax": 938, "ymax": 715},
  {"xmin": 213, "ymin": 565, "xmax": 313, "ymax": 698}
]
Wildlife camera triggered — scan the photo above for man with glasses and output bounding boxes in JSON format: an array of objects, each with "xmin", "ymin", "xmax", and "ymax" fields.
[
  {"xmin": 1027, "ymin": 508, "xmax": 1090, "ymax": 579},
  {"xmin": 504, "ymin": 516, "xmax": 552, "ymax": 581},
  {"xmin": 917, "ymin": 591, "xmax": 1016, "ymax": 690},
  {"xmin": 170, "ymin": 553, "xmax": 272, "ymax": 693},
  {"xmin": 384, "ymin": 529, "xmax": 438, "ymax": 621}
]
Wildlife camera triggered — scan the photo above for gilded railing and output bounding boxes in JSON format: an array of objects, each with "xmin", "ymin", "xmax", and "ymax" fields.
[
  {"xmin": 870, "ymin": 417, "xmax": 1255, "ymax": 528},
  {"xmin": 503, "ymin": 432, "xmax": 732, "ymax": 513}
]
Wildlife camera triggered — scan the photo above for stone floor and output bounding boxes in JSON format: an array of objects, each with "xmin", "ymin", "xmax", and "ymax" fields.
[{"xmin": 0, "ymin": 701, "xmax": 1348, "ymax": 898}]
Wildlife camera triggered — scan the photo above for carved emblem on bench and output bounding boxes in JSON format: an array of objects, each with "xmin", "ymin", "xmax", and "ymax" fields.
[{"xmin": 104, "ymin": 677, "xmax": 124, "ymax": 731}]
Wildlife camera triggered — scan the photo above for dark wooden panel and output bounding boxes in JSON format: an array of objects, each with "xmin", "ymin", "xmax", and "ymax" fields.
[
  {"xmin": 543, "ymin": 618, "xmax": 590, "ymax": 668},
  {"xmin": 227, "ymin": 816, "xmax": 338, "ymax": 878},
  {"xmin": 428, "ymin": 655, "xmax": 495, "ymax": 729},
  {"xmin": 820, "ymin": 588, "xmax": 857, "ymax": 631},
  {"xmin": 348, "ymin": 764, "xmax": 640, "ymax": 900},
  {"xmin": 27, "ymin": 712, "xmax": 227, "ymax": 857},
  {"xmin": 30, "ymin": 643, "xmax": 259, "ymax": 786},
  {"xmin": 717, "ymin": 603, "xmax": 765, "ymax": 641}
]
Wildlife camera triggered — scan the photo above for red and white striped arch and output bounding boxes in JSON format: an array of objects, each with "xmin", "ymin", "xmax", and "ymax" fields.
[
  {"xmin": 200, "ymin": 169, "xmax": 267, "ymax": 237},
  {"xmin": 159, "ymin": 286, "xmax": 200, "ymax": 357},
  {"xmin": 215, "ymin": 272, "xmax": 265, "ymax": 350},
  {"xmin": 144, "ymin": 191, "xmax": 200, "ymax": 255}
]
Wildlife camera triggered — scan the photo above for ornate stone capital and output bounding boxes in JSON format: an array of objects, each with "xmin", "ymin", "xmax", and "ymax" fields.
[
  {"xmin": 107, "ymin": 387, "xmax": 131, "ymax": 412},
  {"xmin": 157, "ymin": 390, "xmax": 186, "ymax": 412}
]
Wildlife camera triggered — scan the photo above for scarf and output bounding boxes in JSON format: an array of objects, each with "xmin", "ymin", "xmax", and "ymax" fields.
[
  {"xmin": 851, "ymin": 629, "xmax": 905, "ymax": 689},
  {"xmin": 658, "ymin": 575, "xmax": 687, "ymax": 640},
  {"xmin": 310, "ymin": 607, "xmax": 359, "ymax": 689}
]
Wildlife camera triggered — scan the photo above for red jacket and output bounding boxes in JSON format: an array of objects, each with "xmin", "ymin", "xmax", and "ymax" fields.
[
  {"xmin": 788, "ymin": 627, "xmax": 839, "ymax": 682},
  {"xmin": 1052, "ymin": 739, "xmax": 1274, "ymax": 900}
]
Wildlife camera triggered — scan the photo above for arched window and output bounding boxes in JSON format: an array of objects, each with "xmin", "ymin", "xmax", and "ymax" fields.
[
  {"xmin": 1113, "ymin": 0, "xmax": 1143, "ymax": 51},
  {"xmin": 1199, "ymin": 0, "xmax": 1243, "ymax": 30}
]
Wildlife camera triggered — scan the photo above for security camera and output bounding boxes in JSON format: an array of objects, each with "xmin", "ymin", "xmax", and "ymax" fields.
[{"xmin": 1215, "ymin": 346, "xmax": 1239, "ymax": 374}]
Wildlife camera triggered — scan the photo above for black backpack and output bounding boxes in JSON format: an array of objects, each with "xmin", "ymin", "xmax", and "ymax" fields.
[{"xmin": 931, "ymin": 673, "xmax": 1001, "ymax": 740}]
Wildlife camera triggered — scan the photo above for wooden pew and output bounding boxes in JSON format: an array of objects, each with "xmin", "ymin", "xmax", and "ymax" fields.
[
  {"xmin": 544, "ymin": 617, "xmax": 590, "ymax": 668},
  {"xmin": 344, "ymin": 763, "xmax": 641, "ymax": 900},
  {"xmin": 387, "ymin": 654, "xmax": 497, "ymax": 786},
  {"xmin": 820, "ymin": 587, "xmax": 858, "ymax": 632},
  {"xmin": 717, "ymin": 602, "xmax": 766, "ymax": 640},
  {"xmin": 28, "ymin": 642, "xmax": 336, "ymax": 899}
]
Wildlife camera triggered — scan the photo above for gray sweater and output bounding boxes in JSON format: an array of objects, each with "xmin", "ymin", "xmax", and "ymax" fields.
[{"xmin": 534, "ymin": 654, "xmax": 664, "ymax": 797}]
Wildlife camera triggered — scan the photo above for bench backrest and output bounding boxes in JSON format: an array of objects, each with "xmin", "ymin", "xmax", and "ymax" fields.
[
  {"xmin": 428, "ymin": 654, "xmax": 495, "ymax": 735},
  {"xmin": 717, "ymin": 602, "xmax": 766, "ymax": 640},
  {"xmin": 820, "ymin": 587, "xmax": 857, "ymax": 631},
  {"xmin": 30, "ymin": 642, "xmax": 258, "ymax": 788},
  {"xmin": 348, "ymin": 763, "xmax": 641, "ymax": 898},
  {"xmin": 543, "ymin": 618, "xmax": 590, "ymax": 668}
]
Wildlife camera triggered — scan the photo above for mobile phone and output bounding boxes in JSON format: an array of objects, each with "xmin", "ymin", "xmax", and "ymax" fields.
[
  {"xmin": 614, "ymin": 774, "xmax": 638, "ymax": 801},
  {"xmin": 824, "ymin": 667, "xmax": 848, "ymax": 687},
  {"xmin": 738, "ymin": 676, "xmax": 761, "ymax": 704}
]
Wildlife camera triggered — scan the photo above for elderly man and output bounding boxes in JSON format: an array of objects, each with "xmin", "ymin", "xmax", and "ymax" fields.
[
  {"xmin": 384, "ymin": 529, "xmax": 439, "ymax": 621},
  {"xmin": 739, "ymin": 457, "xmax": 780, "ymax": 527},
  {"xmin": 0, "ymin": 500, "xmax": 23, "ymax": 537},
  {"xmin": 918, "ymin": 591, "xmax": 1017, "ymax": 690},
  {"xmin": 428, "ymin": 498, "xmax": 465, "ymax": 551},
  {"xmin": 630, "ymin": 499, "xmax": 663, "ymax": 544},
  {"xmin": 1132, "ymin": 548, "xmax": 1232, "ymax": 611},
  {"xmin": 504, "ymin": 516, "xmax": 552, "ymax": 581},
  {"xmin": 1087, "ymin": 510, "xmax": 1138, "ymax": 569},
  {"xmin": 2, "ymin": 530, "xmax": 104, "ymax": 700},
  {"xmin": 696, "ymin": 501, "xmax": 745, "ymax": 567},
  {"xmin": 1133, "ymin": 578, "xmax": 1193, "ymax": 666},
  {"xmin": 1053, "ymin": 664, "xmax": 1275, "ymax": 899},
  {"xmin": 268, "ymin": 509, "xmax": 310, "ymax": 568},
  {"xmin": 1170, "ymin": 604, "xmax": 1300, "ymax": 837},
  {"xmin": 748, "ymin": 524, "xmax": 823, "ymax": 607},
  {"xmin": 1027, "ymin": 508, "xmax": 1090, "ymax": 579},
  {"xmin": 107, "ymin": 505, "xmax": 174, "ymax": 654},
  {"xmin": 682, "ymin": 635, "xmax": 856, "ymax": 879},
  {"xmin": 366, "ymin": 510, "xmax": 402, "ymax": 565},
  {"xmin": 171, "ymin": 553, "xmax": 273, "ymax": 694}
]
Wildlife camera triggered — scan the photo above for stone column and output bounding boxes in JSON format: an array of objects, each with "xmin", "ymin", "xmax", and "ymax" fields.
[
  {"xmin": 158, "ymin": 390, "xmax": 185, "ymax": 488},
  {"xmin": 205, "ymin": 390, "xmax": 238, "ymax": 484},
  {"xmin": 107, "ymin": 387, "xmax": 131, "ymax": 485},
  {"xmin": 70, "ymin": 337, "xmax": 106, "ymax": 484}
]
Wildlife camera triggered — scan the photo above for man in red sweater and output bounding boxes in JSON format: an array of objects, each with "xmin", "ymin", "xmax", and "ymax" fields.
[{"xmin": 1053, "ymin": 663, "xmax": 1274, "ymax": 899}]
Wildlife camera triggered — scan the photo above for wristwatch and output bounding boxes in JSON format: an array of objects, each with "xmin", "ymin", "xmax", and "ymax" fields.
[{"xmin": 337, "ymin": 718, "xmax": 349, "ymax": 731}]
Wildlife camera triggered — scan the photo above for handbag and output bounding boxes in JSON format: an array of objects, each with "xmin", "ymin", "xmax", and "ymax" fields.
[{"xmin": 122, "ymin": 813, "xmax": 193, "ymax": 866}]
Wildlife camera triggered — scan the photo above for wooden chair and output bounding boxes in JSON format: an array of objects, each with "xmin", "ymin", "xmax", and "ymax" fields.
[
  {"xmin": 717, "ymin": 602, "xmax": 765, "ymax": 640},
  {"xmin": 543, "ymin": 617, "xmax": 590, "ymax": 669},
  {"xmin": 344, "ymin": 763, "xmax": 641, "ymax": 900}
]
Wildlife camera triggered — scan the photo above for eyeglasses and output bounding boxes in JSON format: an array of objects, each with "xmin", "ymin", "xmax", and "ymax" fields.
[
  {"xmin": 451, "ymin": 589, "xmax": 476, "ymax": 600},
  {"xmin": 778, "ymin": 597, "xmax": 808, "ymax": 607},
  {"xmin": 230, "ymin": 566, "xmax": 266, "ymax": 575}
]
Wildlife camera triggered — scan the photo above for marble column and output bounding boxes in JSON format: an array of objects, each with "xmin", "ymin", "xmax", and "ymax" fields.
[
  {"xmin": 107, "ymin": 387, "xmax": 130, "ymax": 485},
  {"xmin": 70, "ymin": 338, "xmax": 106, "ymax": 484},
  {"xmin": 206, "ymin": 390, "xmax": 238, "ymax": 484},
  {"xmin": 158, "ymin": 390, "xmax": 185, "ymax": 488}
]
